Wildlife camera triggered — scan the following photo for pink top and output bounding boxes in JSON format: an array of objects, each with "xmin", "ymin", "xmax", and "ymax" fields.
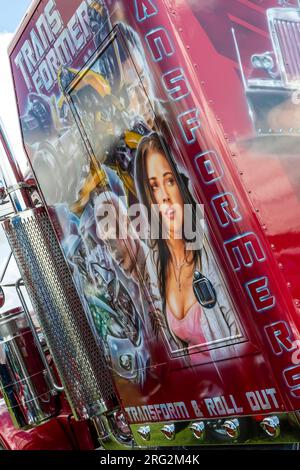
[{"xmin": 166, "ymin": 302, "xmax": 207, "ymax": 347}]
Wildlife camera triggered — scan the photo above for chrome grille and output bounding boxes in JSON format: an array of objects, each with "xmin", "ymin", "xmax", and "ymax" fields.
[
  {"xmin": 269, "ymin": 8, "xmax": 300, "ymax": 85},
  {"xmin": 2, "ymin": 207, "xmax": 117, "ymax": 420},
  {"xmin": 274, "ymin": 19, "xmax": 300, "ymax": 83}
]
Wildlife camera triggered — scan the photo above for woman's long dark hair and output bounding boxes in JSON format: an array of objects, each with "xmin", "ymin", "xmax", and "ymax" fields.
[{"xmin": 134, "ymin": 132, "xmax": 202, "ymax": 312}]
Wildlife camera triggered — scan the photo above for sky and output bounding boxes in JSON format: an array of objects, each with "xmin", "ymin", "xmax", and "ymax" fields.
[
  {"xmin": 0, "ymin": 0, "xmax": 32, "ymax": 32},
  {"xmin": 0, "ymin": 0, "xmax": 32, "ymax": 177},
  {"xmin": 0, "ymin": 0, "xmax": 33, "ymax": 313}
]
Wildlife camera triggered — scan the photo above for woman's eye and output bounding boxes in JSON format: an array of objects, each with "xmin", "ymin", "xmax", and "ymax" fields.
[
  {"xmin": 167, "ymin": 178, "xmax": 175, "ymax": 186},
  {"xmin": 150, "ymin": 184, "xmax": 159, "ymax": 192}
]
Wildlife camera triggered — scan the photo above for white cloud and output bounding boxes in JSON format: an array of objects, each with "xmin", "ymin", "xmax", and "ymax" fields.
[{"xmin": 0, "ymin": 32, "xmax": 27, "ymax": 178}]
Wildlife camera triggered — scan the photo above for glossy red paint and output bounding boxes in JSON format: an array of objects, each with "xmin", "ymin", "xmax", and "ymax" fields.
[{"xmin": 0, "ymin": 399, "xmax": 94, "ymax": 450}]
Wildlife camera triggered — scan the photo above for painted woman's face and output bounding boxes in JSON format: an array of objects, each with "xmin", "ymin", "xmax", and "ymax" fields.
[{"xmin": 146, "ymin": 150, "xmax": 184, "ymax": 238}]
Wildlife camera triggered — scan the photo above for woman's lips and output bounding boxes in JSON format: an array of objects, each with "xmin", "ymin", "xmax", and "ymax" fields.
[{"xmin": 164, "ymin": 206, "xmax": 176, "ymax": 220}]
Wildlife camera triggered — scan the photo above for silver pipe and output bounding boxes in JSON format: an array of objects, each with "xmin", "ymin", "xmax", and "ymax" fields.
[
  {"xmin": 0, "ymin": 165, "xmax": 16, "ymax": 214},
  {"xmin": 92, "ymin": 414, "xmax": 134, "ymax": 449},
  {"xmin": 231, "ymin": 27, "xmax": 247, "ymax": 92},
  {"xmin": 0, "ymin": 252, "xmax": 12, "ymax": 285},
  {"xmin": 16, "ymin": 278, "xmax": 63, "ymax": 393},
  {"xmin": 8, "ymin": 337, "xmax": 43, "ymax": 413},
  {"xmin": 0, "ymin": 307, "xmax": 57, "ymax": 429},
  {"xmin": 0, "ymin": 119, "xmax": 32, "ymax": 212}
]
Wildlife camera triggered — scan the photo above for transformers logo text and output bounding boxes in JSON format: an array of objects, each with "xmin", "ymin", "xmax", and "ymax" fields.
[{"xmin": 14, "ymin": 0, "xmax": 93, "ymax": 93}]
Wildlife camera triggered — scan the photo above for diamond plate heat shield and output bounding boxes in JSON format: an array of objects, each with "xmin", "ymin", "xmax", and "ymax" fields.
[{"xmin": 2, "ymin": 207, "xmax": 118, "ymax": 420}]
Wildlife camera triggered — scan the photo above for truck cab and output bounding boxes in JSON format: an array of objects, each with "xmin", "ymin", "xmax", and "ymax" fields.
[{"xmin": 0, "ymin": 0, "xmax": 300, "ymax": 449}]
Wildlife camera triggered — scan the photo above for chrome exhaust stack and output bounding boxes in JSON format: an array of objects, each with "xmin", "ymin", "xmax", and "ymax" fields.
[
  {"xmin": 2, "ymin": 207, "xmax": 118, "ymax": 420},
  {"xmin": 0, "ymin": 120, "xmax": 119, "ymax": 422}
]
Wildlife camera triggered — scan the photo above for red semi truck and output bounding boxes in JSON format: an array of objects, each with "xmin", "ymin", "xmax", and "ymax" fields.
[{"xmin": 0, "ymin": 0, "xmax": 300, "ymax": 449}]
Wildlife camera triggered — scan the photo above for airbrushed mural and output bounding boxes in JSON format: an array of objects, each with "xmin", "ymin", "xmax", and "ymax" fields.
[{"xmin": 9, "ymin": 0, "xmax": 300, "ymax": 425}]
